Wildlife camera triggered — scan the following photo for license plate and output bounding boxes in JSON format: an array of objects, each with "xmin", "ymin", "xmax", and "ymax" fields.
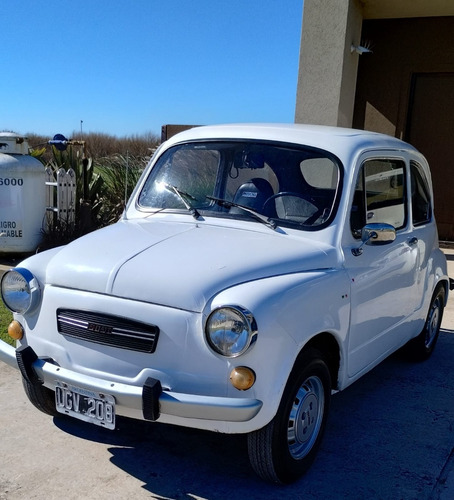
[{"xmin": 55, "ymin": 382, "xmax": 116, "ymax": 430}]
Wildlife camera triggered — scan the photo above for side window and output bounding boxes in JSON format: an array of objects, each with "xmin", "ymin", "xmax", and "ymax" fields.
[
  {"xmin": 411, "ymin": 161, "xmax": 432, "ymax": 226},
  {"xmin": 350, "ymin": 159, "xmax": 407, "ymax": 238}
]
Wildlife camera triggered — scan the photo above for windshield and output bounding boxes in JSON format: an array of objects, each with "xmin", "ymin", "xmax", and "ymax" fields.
[{"xmin": 138, "ymin": 141, "xmax": 342, "ymax": 230}]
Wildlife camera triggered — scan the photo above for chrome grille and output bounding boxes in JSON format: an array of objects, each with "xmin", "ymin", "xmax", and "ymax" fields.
[{"xmin": 57, "ymin": 309, "xmax": 159, "ymax": 353}]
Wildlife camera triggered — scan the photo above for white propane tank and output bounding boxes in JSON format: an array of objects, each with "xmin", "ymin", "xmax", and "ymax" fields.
[{"xmin": 0, "ymin": 133, "xmax": 46, "ymax": 253}]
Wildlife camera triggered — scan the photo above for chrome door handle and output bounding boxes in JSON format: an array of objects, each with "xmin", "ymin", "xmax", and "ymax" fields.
[{"xmin": 408, "ymin": 237, "xmax": 418, "ymax": 246}]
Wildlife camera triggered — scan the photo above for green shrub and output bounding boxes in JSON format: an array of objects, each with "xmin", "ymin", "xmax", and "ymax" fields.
[
  {"xmin": 96, "ymin": 154, "xmax": 147, "ymax": 225},
  {"xmin": 0, "ymin": 301, "xmax": 14, "ymax": 346}
]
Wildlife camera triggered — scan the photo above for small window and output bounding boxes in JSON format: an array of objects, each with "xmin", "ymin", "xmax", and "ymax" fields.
[
  {"xmin": 411, "ymin": 161, "xmax": 432, "ymax": 226},
  {"xmin": 350, "ymin": 159, "xmax": 407, "ymax": 238},
  {"xmin": 300, "ymin": 158, "xmax": 338, "ymax": 189}
]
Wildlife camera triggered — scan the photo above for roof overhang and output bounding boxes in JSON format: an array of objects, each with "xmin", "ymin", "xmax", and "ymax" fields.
[{"xmin": 362, "ymin": 0, "xmax": 454, "ymax": 19}]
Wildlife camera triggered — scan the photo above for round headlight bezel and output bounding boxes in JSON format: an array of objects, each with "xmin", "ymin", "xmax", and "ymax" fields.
[
  {"xmin": 1, "ymin": 267, "xmax": 41, "ymax": 314},
  {"xmin": 205, "ymin": 305, "xmax": 258, "ymax": 358}
]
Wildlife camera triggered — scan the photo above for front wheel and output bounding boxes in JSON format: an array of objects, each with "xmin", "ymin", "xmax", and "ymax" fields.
[{"xmin": 247, "ymin": 349, "xmax": 331, "ymax": 484}]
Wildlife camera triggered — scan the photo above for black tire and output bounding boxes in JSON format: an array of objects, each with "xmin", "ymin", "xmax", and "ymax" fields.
[
  {"xmin": 405, "ymin": 285, "xmax": 445, "ymax": 361},
  {"xmin": 22, "ymin": 377, "xmax": 58, "ymax": 417},
  {"xmin": 247, "ymin": 349, "xmax": 331, "ymax": 484}
]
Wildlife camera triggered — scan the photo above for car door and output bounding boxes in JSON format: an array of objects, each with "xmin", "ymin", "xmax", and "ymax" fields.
[
  {"xmin": 343, "ymin": 153, "xmax": 422, "ymax": 378},
  {"xmin": 409, "ymin": 159, "xmax": 437, "ymax": 311}
]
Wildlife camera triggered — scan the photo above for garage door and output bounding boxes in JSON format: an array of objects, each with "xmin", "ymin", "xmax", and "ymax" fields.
[{"xmin": 406, "ymin": 72, "xmax": 454, "ymax": 241}]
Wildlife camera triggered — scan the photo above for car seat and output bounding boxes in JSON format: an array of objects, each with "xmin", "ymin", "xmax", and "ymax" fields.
[{"xmin": 230, "ymin": 178, "xmax": 274, "ymax": 215}]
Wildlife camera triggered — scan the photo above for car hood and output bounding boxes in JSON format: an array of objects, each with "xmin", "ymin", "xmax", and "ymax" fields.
[{"xmin": 45, "ymin": 219, "xmax": 336, "ymax": 312}]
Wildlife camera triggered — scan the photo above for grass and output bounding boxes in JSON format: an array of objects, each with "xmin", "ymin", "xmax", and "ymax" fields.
[{"xmin": 0, "ymin": 301, "xmax": 14, "ymax": 346}]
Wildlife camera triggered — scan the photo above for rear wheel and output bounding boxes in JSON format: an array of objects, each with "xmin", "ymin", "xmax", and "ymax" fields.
[
  {"xmin": 247, "ymin": 349, "xmax": 331, "ymax": 484},
  {"xmin": 405, "ymin": 285, "xmax": 445, "ymax": 361},
  {"xmin": 22, "ymin": 377, "xmax": 58, "ymax": 416}
]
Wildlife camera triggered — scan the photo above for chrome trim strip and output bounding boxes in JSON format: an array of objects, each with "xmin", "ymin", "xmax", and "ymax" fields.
[
  {"xmin": 56, "ymin": 309, "xmax": 159, "ymax": 353},
  {"xmin": 0, "ymin": 340, "xmax": 18, "ymax": 369}
]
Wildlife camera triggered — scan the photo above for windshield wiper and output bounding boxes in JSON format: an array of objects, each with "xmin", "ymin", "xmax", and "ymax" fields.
[
  {"xmin": 162, "ymin": 183, "xmax": 201, "ymax": 219},
  {"xmin": 206, "ymin": 196, "xmax": 277, "ymax": 230}
]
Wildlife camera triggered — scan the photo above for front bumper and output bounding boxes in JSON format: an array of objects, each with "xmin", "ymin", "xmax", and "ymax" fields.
[
  {"xmin": 0, "ymin": 339, "xmax": 16, "ymax": 368},
  {"xmin": 0, "ymin": 341, "xmax": 262, "ymax": 424}
]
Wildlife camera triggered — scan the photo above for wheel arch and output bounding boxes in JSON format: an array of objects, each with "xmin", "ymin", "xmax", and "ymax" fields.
[{"xmin": 297, "ymin": 332, "xmax": 341, "ymax": 391}]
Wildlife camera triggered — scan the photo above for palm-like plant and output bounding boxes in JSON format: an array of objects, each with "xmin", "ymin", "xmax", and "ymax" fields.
[{"xmin": 95, "ymin": 154, "xmax": 147, "ymax": 225}]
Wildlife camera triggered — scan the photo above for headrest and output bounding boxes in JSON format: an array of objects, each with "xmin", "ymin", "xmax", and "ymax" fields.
[{"xmin": 231, "ymin": 178, "xmax": 274, "ymax": 214}]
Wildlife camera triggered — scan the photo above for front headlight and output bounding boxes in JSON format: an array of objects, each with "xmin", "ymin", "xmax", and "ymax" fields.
[
  {"xmin": 1, "ymin": 268, "xmax": 41, "ymax": 314},
  {"xmin": 205, "ymin": 306, "xmax": 257, "ymax": 357}
]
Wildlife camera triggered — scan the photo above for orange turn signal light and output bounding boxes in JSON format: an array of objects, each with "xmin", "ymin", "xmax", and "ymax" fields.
[
  {"xmin": 230, "ymin": 366, "xmax": 256, "ymax": 391},
  {"xmin": 8, "ymin": 320, "xmax": 24, "ymax": 340}
]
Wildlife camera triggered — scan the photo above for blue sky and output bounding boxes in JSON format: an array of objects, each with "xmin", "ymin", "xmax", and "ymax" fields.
[{"xmin": 2, "ymin": 0, "xmax": 303, "ymax": 138}]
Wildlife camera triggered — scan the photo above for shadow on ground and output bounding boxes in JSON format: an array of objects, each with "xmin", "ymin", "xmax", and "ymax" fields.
[{"xmin": 53, "ymin": 330, "xmax": 454, "ymax": 500}]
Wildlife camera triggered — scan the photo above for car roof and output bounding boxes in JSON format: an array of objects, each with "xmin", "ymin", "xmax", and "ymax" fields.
[{"xmin": 164, "ymin": 123, "xmax": 419, "ymax": 161}]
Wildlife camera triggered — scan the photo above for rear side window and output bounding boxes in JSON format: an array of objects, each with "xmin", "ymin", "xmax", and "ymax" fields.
[
  {"xmin": 300, "ymin": 158, "xmax": 338, "ymax": 189},
  {"xmin": 411, "ymin": 161, "xmax": 432, "ymax": 226},
  {"xmin": 351, "ymin": 159, "xmax": 407, "ymax": 238}
]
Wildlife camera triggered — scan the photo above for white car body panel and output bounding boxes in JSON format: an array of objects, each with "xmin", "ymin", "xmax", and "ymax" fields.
[{"xmin": 43, "ymin": 218, "xmax": 336, "ymax": 312}]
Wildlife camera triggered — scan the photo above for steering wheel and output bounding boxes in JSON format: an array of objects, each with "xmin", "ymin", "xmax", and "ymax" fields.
[{"xmin": 263, "ymin": 192, "xmax": 324, "ymax": 225}]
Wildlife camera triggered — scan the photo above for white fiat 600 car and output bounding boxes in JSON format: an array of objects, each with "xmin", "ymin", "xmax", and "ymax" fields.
[{"xmin": 0, "ymin": 124, "xmax": 451, "ymax": 483}]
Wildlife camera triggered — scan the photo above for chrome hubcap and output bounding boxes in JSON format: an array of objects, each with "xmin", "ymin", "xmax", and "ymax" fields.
[{"xmin": 287, "ymin": 375, "xmax": 324, "ymax": 459}]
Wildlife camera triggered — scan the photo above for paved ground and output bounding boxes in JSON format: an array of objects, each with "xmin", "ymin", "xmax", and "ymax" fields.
[{"xmin": 0, "ymin": 251, "xmax": 453, "ymax": 499}]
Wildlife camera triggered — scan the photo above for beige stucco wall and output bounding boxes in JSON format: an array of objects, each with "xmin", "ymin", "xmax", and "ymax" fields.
[
  {"xmin": 295, "ymin": 0, "xmax": 363, "ymax": 127},
  {"xmin": 294, "ymin": 0, "xmax": 454, "ymax": 128}
]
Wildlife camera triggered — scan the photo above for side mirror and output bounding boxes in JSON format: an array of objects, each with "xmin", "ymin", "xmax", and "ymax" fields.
[
  {"xmin": 352, "ymin": 223, "xmax": 396, "ymax": 256},
  {"xmin": 362, "ymin": 223, "xmax": 396, "ymax": 245}
]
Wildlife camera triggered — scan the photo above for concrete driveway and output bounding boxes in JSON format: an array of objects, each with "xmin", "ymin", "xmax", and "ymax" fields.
[{"xmin": 0, "ymin": 253, "xmax": 453, "ymax": 499}]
